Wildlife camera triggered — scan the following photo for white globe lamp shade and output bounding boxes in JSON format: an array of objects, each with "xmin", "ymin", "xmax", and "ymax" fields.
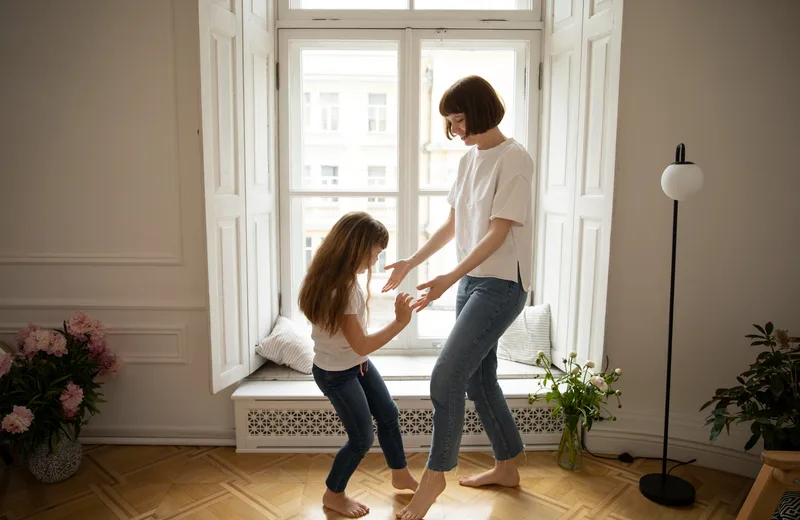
[{"xmin": 661, "ymin": 144, "xmax": 704, "ymax": 201}]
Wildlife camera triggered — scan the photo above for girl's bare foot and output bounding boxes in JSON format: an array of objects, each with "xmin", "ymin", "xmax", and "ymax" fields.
[
  {"xmin": 458, "ymin": 459, "xmax": 520, "ymax": 488},
  {"xmin": 395, "ymin": 467, "xmax": 446, "ymax": 519},
  {"xmin": 392, "ymin": 467, "xmax": 419, "ymax": 491},
  {"xmin": 323, "ymin": 489, "xmax": 370, "ymax": 518}
]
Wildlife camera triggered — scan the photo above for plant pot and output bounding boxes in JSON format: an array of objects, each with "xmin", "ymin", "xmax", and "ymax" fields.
[
  {"xmin": 557, "ymin": 414, "xmax": 582, "ymax": 471},
  {"xmin": 27, "ymin": 430, "xmax": 82, "ymax": 483}
]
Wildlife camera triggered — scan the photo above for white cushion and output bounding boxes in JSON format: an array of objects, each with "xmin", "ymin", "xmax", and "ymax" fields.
[
  {"xmin": 255, "ymin": 316, "xmax": 314, "ymax": 374},
  {"xmin": 497, "ymin": 303, "xmax": 551, "ymax": 366}
]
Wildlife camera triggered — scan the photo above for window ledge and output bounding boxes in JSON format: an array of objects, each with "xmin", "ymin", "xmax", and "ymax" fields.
[{"xmin": 248, "ymin": 354, "xmax": 550, "ymax": 382}]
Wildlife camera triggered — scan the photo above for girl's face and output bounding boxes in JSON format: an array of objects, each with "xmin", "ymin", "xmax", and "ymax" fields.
[
  {"xmin": 358, "ymin": 244, "xmax": 385, "ymax": 274},
  {"xmin": 446, "ymin": 113, "xmax": 475, "ymax": 146}
]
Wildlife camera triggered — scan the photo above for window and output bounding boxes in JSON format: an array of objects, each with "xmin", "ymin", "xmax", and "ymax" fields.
[
  {"xmin": 279, "ymin": 30, "xmax": 536, "ymax": 349},
  {"xmin": 320, "ymin": 93, "xmax": 339, "ymax": 132},
  {"xmin": 320, "ymin": 165, "xmax": 339, "ymax": 186},
  {"xmin": 285, "ymin": 0, "xmax": 533, "ymax": 12},
  {"xmin": 367, "ymin": 165, "xmax": 387, "ymax": 187},
  {"xmin": 368, "ymin": 94, "xmax": 387, "ymax": 133}
]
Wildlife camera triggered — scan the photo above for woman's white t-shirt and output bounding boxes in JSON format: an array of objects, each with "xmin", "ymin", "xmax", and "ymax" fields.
[
  {"xmin": 311, "ymin": 284, "xmax": 369, "ymax": 372},
  {"xmin": 446, "ymin": 137, "xmax": 534, "ymax": 292}
]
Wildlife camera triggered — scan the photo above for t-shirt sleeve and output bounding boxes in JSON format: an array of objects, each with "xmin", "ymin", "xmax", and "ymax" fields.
[
  {"xmin": 343, "ymin": 286, "xmax": 361, "ymax": 315},
  {"xmin": 490, "ymin": 157, "xmax": 532, "ymax": 226}
]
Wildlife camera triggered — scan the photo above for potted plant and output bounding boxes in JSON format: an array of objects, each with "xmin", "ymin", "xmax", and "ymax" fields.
[
  {"xmin": 0, "ymin": 311, "xmax": 122, "ymax": 483},
  {"xmin": 700, "ymin": 322, "xmax": 799, "ymax": 451},
  {"xmin": 529, "ymin": 351, "xmax": 623, "ymax": 470}
]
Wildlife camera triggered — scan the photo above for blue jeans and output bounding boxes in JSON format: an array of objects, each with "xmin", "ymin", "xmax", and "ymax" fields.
[
  {"xmin": 313, "ymin": 359, "xmax": 407, "ymax": 493},
  {"xmin": 427, "ymin": 274, "xmax": 527, "ymax": 472}
]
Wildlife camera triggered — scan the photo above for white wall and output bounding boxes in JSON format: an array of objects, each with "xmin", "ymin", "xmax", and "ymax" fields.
[
  {"xmin": 590, "ymin": 0, "xmax": 800, "ymax": 476},
  {"xmin": 0, "ymin": 0, "xmax": 236, "ymax": 441}
]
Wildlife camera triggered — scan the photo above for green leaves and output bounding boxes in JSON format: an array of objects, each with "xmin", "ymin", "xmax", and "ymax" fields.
[{"xmin": 701, "ymin": 322, "xmax": 799, "ymax": 451}]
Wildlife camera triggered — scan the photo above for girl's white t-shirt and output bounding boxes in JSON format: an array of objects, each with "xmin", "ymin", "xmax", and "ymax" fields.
[
  {"xmin": 447, "ymin": 137, "xmax": 534, "ymax": 292},
  {"xmin": 311, "ymin": 284, "xmax": 369, "ymax": 372}
]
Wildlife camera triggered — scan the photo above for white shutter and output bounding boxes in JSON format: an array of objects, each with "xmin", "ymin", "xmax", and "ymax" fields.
[
  {"xmin": 565, "ymin": 0, "xmax": 621, "ymax": 368},
  {"xmin": 535, "ymin": 0, "xmax": 621, "ymax": 370},
  {"xmin": 535, "ymin": 0, "xmax": 584, "ymax": 371},
  {"xmin": 200, "ymin": 0, "xmax": 278, "ymax": 393},
  {"xmin": 243, "ymin": 0, "xmax": 279, "ymax": 375}
]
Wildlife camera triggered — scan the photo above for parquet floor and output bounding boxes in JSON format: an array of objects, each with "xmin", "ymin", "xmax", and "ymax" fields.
[{"xmin": 0, "ymin": 445, "xmax": 754, "ymax": 519}]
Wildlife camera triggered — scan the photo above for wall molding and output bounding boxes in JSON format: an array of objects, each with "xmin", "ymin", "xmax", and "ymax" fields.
[
  {"xmin": 81, "ymin": 425, "xmax": 235, "ymax": 446},
  {"xmin": 0, "ymin": 299, "xmax": 207, "ymax": 311},
  {"xmin": 0, "ymin": 0, "xmax": 186, "ymax": 268},
  {"xmin": 0, "ymin": 322, "xmax": 190, "ymax": 365},
  {"xmin": 584, "ymin": 411, "xmax": 762, "ymax": 478}
]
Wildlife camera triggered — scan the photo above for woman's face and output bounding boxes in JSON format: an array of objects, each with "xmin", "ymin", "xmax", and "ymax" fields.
[{"xmin": 446, "ymin": 113, "xmax": 475, "ymax": 146}]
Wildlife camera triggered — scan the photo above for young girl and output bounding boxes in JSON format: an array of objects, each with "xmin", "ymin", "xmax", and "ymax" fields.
[
  {"xmin": 298, "ymin": 211, "xmax": 419, "ymax": 518},
  {"xmin": 382, "ymin": 75, "xmax": 534, "ymax": 520}
]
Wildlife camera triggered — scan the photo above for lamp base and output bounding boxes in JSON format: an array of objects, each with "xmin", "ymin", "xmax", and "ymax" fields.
[{"xmin": 639, "ymin": 473, "xmax": 696, "ymax": 507}]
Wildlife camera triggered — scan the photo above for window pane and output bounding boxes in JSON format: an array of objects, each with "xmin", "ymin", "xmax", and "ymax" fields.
[
  {"xmin": 415, "ymin": 0, "xmax": 530, "ymax": 9},
  {"xmin": 291, "ymin": 197, "xmax": 399, "ymax": 334},
  {"xmin": 419, "ymin": 42, "xmax": 522, "ymax": 190},
  {"xmin": 417, "ymin": 196, "xmax": 458, "ymax": 339},
  {"xmin": 291, "ymin": 0, "xmax": 407, "ymax": 8},
  {"xmin": 293, "ymin": 43, "xmax": 399, "ymax": 191}
]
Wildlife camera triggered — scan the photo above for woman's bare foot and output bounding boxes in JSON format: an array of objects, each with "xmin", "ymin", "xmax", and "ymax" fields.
[
  {"xmin": 458, "ymin": 460, "xmax": 520, "ymax": 488},
  {"xmin": 392, "ymin": 467, "xmax": 419, "ymax": 491},
  {"xmin": 395, "ymin": 467, "xmax": 446, "ymax": 519},
  {"xmin": 323, "ymin": 489, "xmax": 370, "ymax": 518}
]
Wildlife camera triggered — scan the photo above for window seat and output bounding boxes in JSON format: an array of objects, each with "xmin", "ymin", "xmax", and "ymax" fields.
[
  {"xmin": 232, "ymin": 356, "xmax": 558, "ymax": 452},
  {"xmin": 246, "ymin": 354, "xmax": 548, "ymax": 382}
]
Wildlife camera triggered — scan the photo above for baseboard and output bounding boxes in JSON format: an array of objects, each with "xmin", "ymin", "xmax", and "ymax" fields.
[
  {"xmin": 81, "ymin": 425, "xmax": 236, "ymax": 446},
  {"xmin": 584, "ymin": 411, "xmax": 762, "ymax": 479}
]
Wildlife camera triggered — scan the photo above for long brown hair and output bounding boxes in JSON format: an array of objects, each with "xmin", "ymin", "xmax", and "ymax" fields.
[{"xmin": 298, "ymin": 211, "xmax": 389, "ymax": 335}]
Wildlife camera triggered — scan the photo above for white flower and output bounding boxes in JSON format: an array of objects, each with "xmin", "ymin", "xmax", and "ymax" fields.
[
  {"xmin": 591, "ymin": 376, "xmax": 609, "ymax": 393},
  {"xmin": 570, "ymin": 367, "xmax": 580, "ymax": 375},
  {"xmin": 569, "ymin": 351, "xmax": 577, "ymax": 358},
  {"xmin": 614, "ymin": 368, "xmax": 622, "ymax": 376},
  {"xmin": 585, "ymin": 361, "xmax": 595, "ymax": 368},
  {"xmin": 537, "ymin": 350, "xmax": 545, "ymax": 358}
]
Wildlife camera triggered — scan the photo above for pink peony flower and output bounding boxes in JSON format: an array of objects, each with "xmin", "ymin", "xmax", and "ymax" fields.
[
  {"xmin": 59, "ymin": 382, "xmax": 84, "ymax": 411},
  {"xmin": 0, "ymin": 351, "xmax": 12, "ymax": 378},
  {"xmin": 1, "ymin": 406, "xmax": 34, "ymax": 434},
  {"xmin": 23, "ymin": 329, "xmax": 54, "ymax": 357},
  {"xmin": 98, "ymin": 351, "xmax": 123, "ymax": 376},
  {"xmin": 66, "ymin": 311, "xmax": 105, "ymax": 343},
  {"xmin": 16, "ymin": 323, "xmax": 40, "ymax": 349},
  {"xmin": 63, "ymin": 408, "xmax": 79, "ymax": 420},
  {"xmin": 88, "ymin": 339, "xmax": 107, "ymax": 358},
  {"xmin": 49, "ymin": 334, "xmax": 68, "ymax": 357}
]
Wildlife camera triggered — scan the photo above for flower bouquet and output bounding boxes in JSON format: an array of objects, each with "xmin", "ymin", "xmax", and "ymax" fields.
[
  {"xmin": 0, "ymin": 311, "xmax": 121, "ymax": 482},
  {"xmin": 529, "ymin": 350, "xmax": 622, "ymax": 470}
]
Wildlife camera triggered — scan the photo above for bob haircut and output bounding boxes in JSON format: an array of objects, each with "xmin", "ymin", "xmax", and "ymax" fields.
[{"xmin": 438, "ymin": 75, "xmax": 505, "ymax": 140}]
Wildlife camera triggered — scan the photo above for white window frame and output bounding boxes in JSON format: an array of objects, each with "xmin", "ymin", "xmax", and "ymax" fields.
[
  {"xmin": 277, "ymin": 27, "xmax": 540, "ymax": 353},
  {"xmin": 277, "ymin": 0, "xmax": 542, "ymax": 28}
]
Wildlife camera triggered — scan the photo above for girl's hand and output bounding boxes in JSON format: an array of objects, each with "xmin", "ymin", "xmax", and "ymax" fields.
[
  {"xmin": 382, "ymin": 259, "xmax": 412, "ymax": 292},
  {"xmin": 394, "ymin": 292, "xmax": 414, "ymax": 325},
  {"xmin": 413, "ymin": 274, "xmax": 456, "ymax": 312}
]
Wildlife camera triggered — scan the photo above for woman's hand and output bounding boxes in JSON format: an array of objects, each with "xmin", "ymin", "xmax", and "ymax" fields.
[
  {"xmin": 413, "ymin": 274, "xmax": 457, "ymax": 312},
  {"xmin": 382, "ymin": 259, "xmax": 412, "ymax": 293},
  {"xmin": 394, "ymin": 292, "xmax": 414, "ymax": 325}
]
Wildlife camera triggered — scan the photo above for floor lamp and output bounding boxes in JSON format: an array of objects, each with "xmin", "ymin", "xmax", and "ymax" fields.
[{"xmin": 639, "ymin": 143, "xmax": 704, "ymax": 507}]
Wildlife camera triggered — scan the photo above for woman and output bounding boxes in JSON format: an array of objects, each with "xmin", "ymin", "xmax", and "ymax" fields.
[{"xmin": 382, "ymin": 75, "xmax": 534, "ymax": 520}]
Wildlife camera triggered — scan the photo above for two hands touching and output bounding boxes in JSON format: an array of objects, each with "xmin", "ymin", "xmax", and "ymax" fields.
[{"xmin": 382, "ymin": 259, "xmax": 456, "ymax": 315}]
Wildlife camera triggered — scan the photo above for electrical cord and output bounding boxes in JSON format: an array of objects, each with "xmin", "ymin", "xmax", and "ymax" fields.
[{"xmin": 580, "ymin": 432, "xmax": 697, "ymax": 471}]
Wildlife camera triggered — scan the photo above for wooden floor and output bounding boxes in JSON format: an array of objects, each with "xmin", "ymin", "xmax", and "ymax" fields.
[{"xmin": 0, "ymin": 445, "xmax": 754, "ymax": 519}]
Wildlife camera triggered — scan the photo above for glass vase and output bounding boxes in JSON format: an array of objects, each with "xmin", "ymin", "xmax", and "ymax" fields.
[{"xmin": 557, "ymin": 414, "xmax": 582, "ymax": 471}]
